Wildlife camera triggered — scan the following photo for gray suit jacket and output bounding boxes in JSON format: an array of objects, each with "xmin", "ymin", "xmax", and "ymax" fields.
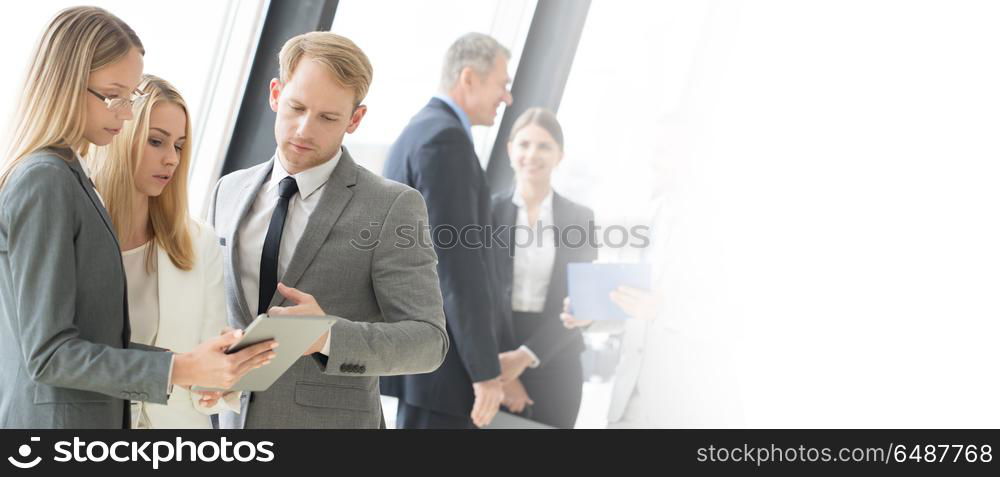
[
  {"xmin": 209, "ymin": 148, "xmax": 448, "ymax": 429},
  {"xmin": 0, "ymin": 148, "xmax": 173, "ymax": 429}
]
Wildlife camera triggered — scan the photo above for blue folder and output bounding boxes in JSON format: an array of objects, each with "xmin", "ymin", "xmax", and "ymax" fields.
[{"xmin": 567, "ymin": 263, "xmax": 652, "ymax": 321}]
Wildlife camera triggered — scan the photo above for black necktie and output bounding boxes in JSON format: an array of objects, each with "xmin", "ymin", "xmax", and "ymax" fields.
[{"xmin": 259, "ymin": 176, "xmax": 299, "ymax": 315}]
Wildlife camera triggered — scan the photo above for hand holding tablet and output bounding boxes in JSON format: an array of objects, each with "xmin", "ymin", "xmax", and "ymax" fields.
[{"xmin": 192, "ymin": 313, "xmax": 336, "ymax": 392}]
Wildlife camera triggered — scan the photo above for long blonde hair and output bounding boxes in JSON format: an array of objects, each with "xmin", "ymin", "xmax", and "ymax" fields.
[
  {"xmin": 0, "ymin": 6, "xmax": 143, "ymax": 189},
  {"xmin": 89, "ymin": 75, "xmax": 194, "ymax": 271}
]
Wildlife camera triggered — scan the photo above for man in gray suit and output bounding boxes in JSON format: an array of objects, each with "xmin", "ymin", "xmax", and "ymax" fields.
[{"xmin": 209, "ymin": 32, "xmax": 448, "ymax": 429}]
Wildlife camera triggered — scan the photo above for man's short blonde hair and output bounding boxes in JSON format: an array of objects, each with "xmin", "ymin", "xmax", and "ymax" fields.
[{"xmin": 278, "ymin": 31, "xmax": 373, "ymax": 107}]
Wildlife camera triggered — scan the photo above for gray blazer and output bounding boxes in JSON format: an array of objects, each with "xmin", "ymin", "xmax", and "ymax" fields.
[
  {"xmin": 0, "ymin": 148, "xmax": 173, "ymax": 429},
  {"xmin": 209, "ymin": 148, "xmax": 448, "ymax": 429}
]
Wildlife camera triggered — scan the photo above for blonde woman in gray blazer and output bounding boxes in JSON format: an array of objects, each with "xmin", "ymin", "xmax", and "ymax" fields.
[{"xmin": 0, "ymin": 7, "xmax": 274, "ymax": 429}]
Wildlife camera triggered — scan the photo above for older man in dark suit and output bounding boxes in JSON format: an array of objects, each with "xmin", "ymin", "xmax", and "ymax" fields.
[{"xmin": 382, "ymin": 32, "xmax": 514, "ymax": 429}]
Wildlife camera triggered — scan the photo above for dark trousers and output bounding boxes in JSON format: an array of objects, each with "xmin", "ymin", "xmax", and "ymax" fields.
[
  {"xmin": 506, "ymin": 311, "xmax": 585, "ymax": 429},
  {"xmin": 395, "ymin": 401, "xmax": 477, "ymax": 429}
]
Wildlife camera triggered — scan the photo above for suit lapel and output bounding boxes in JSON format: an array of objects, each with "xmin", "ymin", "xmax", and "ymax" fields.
[
  {"xmin": 270, "ymin": 148, "xmax": 358, "ymax": 309},
  {"xmin": 498, "ymin": 194, "xmax": 517, "ymax": 277},
  {"xmin": 546, "ymin": 192, "xmax": 572, "ymax": 312},
  {"xmin": 65, "ymin": 156, "xmax": 121, "ymax": 250},
  {"xmin": 230, "ymin": 160, "xmax": 273, "ymax": 324},
  {"xmin": 63, "ymin": 152, "xmax": 132, "ymax": 345},
  {"xmin": 154, "ymin": 243, "xmax": 179, "ymax": 349}
]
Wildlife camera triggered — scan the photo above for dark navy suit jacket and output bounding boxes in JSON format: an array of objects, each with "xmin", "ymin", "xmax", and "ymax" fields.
[{"xmin": 381, "ymin": 98, "xmax": 513, "ymax": 417}]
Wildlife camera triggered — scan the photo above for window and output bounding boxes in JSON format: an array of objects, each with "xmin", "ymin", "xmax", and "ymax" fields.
[
  {"xmin": 329, "ymin": 0, "xmax": 536, "ymax": 173},
  {"xmin": 552, "ymin": 1, "xmax": 718, "ymax": 428},
  {"xmin": 554, "ymin": 2, "xmax": 711, "ymax": 262}
]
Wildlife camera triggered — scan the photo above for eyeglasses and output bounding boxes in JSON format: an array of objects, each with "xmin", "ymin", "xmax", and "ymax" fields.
[{"xmin": 87, "ymin": 87, "xmax": 150, "ymax": 113}]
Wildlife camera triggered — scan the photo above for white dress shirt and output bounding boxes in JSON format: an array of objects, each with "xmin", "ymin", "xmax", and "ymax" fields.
[
  {"xmin": 123, "ymin": 241, "xmax": 159, "ymax": 346},
  {"xmin": 237, "ymin": 149, "xmax": 342, "ymax": 356},
  {"xmin": 511, "ymin": 189, "xmax": 557, "ymax": 313},
  {"xmin": 510, "ymin": 188, "xmax": 557, "ymax": 367}
]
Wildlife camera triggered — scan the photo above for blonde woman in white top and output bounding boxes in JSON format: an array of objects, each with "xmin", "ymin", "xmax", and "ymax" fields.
[{"xmin": 90, "ymin": 74, "xmax": 244, "ymax": 428}]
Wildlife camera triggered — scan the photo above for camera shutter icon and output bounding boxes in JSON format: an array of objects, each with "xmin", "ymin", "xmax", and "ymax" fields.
[{"xmin": 8, "ymin": 437, "xmax": 42, "ymax": 469}]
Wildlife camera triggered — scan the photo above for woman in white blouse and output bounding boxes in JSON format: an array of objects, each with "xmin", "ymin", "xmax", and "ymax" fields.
[
  {"xmin": 492, "ymin": 108, "xmax": 598, "ymax": 428},
  {"xmin": 90, "ymin": 75, "xmax": 240, "ymax": 428}
]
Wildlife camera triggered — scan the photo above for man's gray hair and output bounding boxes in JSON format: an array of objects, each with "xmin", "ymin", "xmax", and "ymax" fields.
[{"xmin": 440, "ymin": 32, "xmax": 511, "ymax": 92}]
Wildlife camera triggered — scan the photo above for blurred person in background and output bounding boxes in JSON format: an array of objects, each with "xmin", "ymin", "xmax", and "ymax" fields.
[
  {"xmin": 382, "ymin": 32, "xmax": 514, "ymax": 429},
  {"xmin": 491, "ymin": 108, "xmax": 597, "ymax": 428},
  {"xmin": 560, "ymin": 115, "xmax": 742, "ymax": 428}
]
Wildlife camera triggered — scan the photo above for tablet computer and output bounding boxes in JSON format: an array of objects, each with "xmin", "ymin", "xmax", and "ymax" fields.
[
  {"xmin": 193, "ymin": 314, "xmax": 336, "ymax": 392},
  {"xmin": 567, "ymin": 263, "xmax": 652, "ymax": 321}
]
